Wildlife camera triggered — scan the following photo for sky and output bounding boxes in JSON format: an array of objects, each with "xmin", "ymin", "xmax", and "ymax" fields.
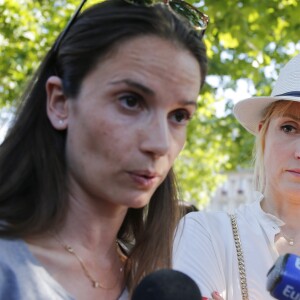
[
  {"xmin": 0, "ymin": 107, "xmax": 13, "ymax": 144},
  {"xmin": 207, "ymin": 76, "xmax": 254, "ymax": 117}
]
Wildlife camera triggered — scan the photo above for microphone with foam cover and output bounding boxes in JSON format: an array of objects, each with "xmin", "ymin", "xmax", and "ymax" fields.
[{"xmin": 131, "ymin": 269, "xmax": 202, "ymax": 300}]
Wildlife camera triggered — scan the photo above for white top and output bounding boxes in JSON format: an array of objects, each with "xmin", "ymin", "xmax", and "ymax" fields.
[{"xmin": 173, "ymin": 194, "xmax": 284, "ymax": 300}]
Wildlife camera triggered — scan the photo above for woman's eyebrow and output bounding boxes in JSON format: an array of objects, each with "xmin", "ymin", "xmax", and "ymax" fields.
[
  {"xmin": 180, "ymin": 100, "xmax": 198, "ymax": 109},
  {"xmin": 110, "ymin": 79, "xmax": 198, "ymax": 108},
  {"xmin": 110, "ymin": 79, "xmax": 155, "ymax": 96}
]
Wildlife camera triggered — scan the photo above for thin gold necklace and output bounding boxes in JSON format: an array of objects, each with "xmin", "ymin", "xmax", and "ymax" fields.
[
  {"xmin": 280, "ymin": 231, "xmax": 295, "ymax": 246},
  {"xmin": 50, "ymin": 232, "xmax": 124, "ymax": 289}
]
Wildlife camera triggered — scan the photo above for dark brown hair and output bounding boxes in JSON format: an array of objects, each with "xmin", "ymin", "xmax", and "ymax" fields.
[{"xmin": 0, "ymin": 0, "xmax": 207, "ymax": 293}]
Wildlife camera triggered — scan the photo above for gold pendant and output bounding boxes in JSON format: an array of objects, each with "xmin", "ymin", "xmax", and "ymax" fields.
[{"xmin": 93, "ymin": 281, "xmax": 100, "ymax": 288}]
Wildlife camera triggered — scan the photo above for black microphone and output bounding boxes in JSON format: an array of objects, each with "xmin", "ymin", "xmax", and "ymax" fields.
[
  {"xmin": 267, "ymin": 253, "xmax": 300, "ymax": 299},
  {"xmin": 132, "ymin": 269, "xmax": 202, "ymax": 300}
]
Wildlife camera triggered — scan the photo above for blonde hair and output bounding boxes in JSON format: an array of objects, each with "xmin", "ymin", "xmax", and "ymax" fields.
[{"xmin": 254, "ymin": 100, "xmax": 299, "ymax": 192}]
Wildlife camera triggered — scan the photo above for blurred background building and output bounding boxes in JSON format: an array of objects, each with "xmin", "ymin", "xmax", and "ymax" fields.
[{"xmin": 206, "ymin": 170, "xmax": 257, "ymax": 213}]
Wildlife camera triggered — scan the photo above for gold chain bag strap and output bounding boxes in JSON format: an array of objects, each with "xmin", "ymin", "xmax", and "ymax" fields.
[{"xmin": 229, "ymin": 214, "xmax": 249, "ymax": 300}]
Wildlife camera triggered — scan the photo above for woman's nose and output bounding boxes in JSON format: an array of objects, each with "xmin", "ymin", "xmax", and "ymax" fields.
[
  {"xmin": 294, "ymin": 141, "xmax": 300, "ymax": 159},
  {"xmin": 295, "ymin": 151, "xmax": 300, "ymax": 159},
  {"xmin": 140, "ymin": 117, "xmax": 170, "ymax": 157}
]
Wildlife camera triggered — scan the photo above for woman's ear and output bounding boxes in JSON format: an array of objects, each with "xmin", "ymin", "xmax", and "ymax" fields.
[{"xmin": 46, "ymin": 76, "xmax": 69, "ymax": 130}]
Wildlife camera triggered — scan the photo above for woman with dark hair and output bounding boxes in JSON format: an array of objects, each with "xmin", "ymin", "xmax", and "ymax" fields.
[{"xmin": 0, "ymin": 0, "xmax": 208, "ymax": 299}]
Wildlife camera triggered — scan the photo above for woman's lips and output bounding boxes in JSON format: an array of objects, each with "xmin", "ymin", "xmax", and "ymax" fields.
[
  {"xmin": 286, "ymin": 169, "xmax": 300, "ymax": 177},
  {"xmin": 128, "ymin": 171, "xmax": 160, "ymax": 189}
]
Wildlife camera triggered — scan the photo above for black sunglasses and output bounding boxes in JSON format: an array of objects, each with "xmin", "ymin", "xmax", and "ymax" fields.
[{"xmin": 53, "ymin": 0, "xmax": 209, "ymax": 53}]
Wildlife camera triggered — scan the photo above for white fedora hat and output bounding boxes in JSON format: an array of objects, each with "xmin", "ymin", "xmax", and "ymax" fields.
[{"xmin": 233, "ymin": 53, "xmax": 300, "ymax": 135}]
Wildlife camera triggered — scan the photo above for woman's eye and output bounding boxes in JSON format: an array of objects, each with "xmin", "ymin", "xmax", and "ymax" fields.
[
  {"xmin": 281, "ymin": 124, "xmax": 296, "ymax": 133},
  {"xmin": 171, "ymin": 110, "xmax": 192, "ymax": 124},
  {"xmin": 119, "ymin": 94, "xmax": 142, "ymax": 110}
]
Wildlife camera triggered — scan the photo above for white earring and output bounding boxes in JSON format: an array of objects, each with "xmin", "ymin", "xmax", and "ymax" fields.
[{"xmin": 59, "ymin": 120, "xmax": 64, "ymax": 125}]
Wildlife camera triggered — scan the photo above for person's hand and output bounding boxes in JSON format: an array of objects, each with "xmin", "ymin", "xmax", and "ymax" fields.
[
  {"xmin": 202, "ymin": 291, "xmax": 224, "ymax": 300},
  {"xmin": 212, "ymin": 291, "xmax": 224, "ymax": 300}
]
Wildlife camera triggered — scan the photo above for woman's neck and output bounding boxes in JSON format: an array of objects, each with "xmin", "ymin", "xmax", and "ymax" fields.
[
  {"xmin": 262, "ymin": 191, "xmax": 300, "ymax": 231},
  {"xmin": 56, "ymin": 193, "xmax": 128, "ymax": 253}
]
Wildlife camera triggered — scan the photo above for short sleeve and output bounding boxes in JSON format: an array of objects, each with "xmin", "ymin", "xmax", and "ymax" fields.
[
  {"xmin": 173, "ymin": 212, "xmax": 227, "ymax": 298},
  {"xmin": 0, "ymin": 261, "xmax": 22, "ymax": 300}
]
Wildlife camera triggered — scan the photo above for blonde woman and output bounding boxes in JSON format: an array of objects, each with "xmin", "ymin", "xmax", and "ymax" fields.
[{"xmin": 173, "ymin": 54, "xmax": 300, "ymax": 300}]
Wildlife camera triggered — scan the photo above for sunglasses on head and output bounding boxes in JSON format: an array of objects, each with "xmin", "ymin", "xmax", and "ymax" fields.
[{"xmin": 53, "ymin": 0, "xmax": 209, "ymax": 53}]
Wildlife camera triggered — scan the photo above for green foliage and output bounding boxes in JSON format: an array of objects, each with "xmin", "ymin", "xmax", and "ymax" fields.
[
  {"xmin": 175, "ymin": 0, "xmax": 299, "ymax": 205},
  {"xmin": 1, "ymin": 0, "xmax": 299, "ymax": 205},
  {"xmin": 0, "ymin": 0, "xmax": 77, "ymax": 106}
]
